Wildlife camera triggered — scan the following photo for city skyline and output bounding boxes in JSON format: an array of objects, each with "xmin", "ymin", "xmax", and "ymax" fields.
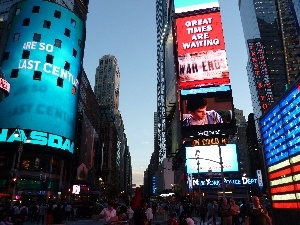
[{"xmin": 83, "ymin": 0, "xmax": 252, "ymax": 185}]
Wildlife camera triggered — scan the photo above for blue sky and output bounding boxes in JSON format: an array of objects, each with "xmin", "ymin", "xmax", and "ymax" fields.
[{"xmin": 83, "ymin": 0, "xmax": 252, "ymax": 186}]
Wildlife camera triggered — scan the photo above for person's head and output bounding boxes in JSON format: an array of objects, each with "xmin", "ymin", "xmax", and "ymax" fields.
[
  {"xmin": 222, "ymin": 198, "xmax": 227, "ymax": 205},
  {"xmin": 187, "ymin": 97, "xmax": 207, "ymax": 120},
  {"xmin": 230, "ymin": 199, "xmax": 236, "ymax": 205},
  {"xmin": 252, "ymin": 196, "xmax": 260, "ymax": 208},
  {"xmin": 108, "ymin": 201, "xmax": 114, "ymax": 210},
  {"xmin": 171, "ymin": 212, "xmax": 177, "ymax": 218}
]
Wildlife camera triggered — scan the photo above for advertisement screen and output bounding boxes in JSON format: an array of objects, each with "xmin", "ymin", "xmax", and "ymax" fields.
[
  {"xmin": 186, "ymin": 144, "xmax": 238, "ymax": 174},
  {"xmin": 260, "ymin": 82, "xmax": 300, "ymax": 209},
  {"xmin": 180, "ymin": 85, "xmax": 235, "ymax": 137},
  {"xmin": 175, "ymin": 11, "xmax": 230, "ymax": 89},
  {"xmin": 174, "ymin": 0, "xmax": 219, "ymax": 14},
  {"xmin": 0, "ymin": 1, "xmax": 84, "ymax": 144}
]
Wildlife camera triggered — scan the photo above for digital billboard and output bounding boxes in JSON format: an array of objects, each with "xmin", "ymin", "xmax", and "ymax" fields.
[
  {"xmin": 180, "ymin": 85, "xmax": 235, "ymax": 137},
  {"xmin": 185, "ymin": 144, "xmax": 238, "ymax": 174},
  {"xmin": 0, "ymin": 67, "xmax": 10, "ymax": 102},
  {"xmin": 175, "ymin": 11, "xmax": 230, "ymax": 89},
  {"xmin": 247, "ymin": 39, "xmax": 274, "ymax": 112},
  {"xmin": 0, "ymin": 0, "xmax": 85, "ymax": 150},
  {"xmin": 260, "ymin": 81, "xmax": 300, "ymax": 209},
  {"xmin": 174, "ymin": 0, "xmax": 219, "ymax": 14}
]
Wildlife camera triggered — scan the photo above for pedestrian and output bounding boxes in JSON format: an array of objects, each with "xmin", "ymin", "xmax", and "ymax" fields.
[
  {"xmin": 199, "ymin": 203, "xmax": 207, "ymax": 225},
  {"xmin": 146, "ymin": 204, "xmax": 153, "ymax": 225},
  {"xmin": 36, "ymin": 203, "xmax": 47, "ymax": 225},
  {"xmin": 185, "ymin": 211, "xmax": 194, "ymax": 225},
  {"xmin": 99, "ymin": 201, "xmax": 117, "ymax": 225},
  {"xmin": 52, "ymin": 203, "xmax": 63, "ymax": 224},
  {"xmin": 168, "ymin": 212, "xmax": 178, "ymax": 225},
  {"xmin": 127, "ymin": 204, "xmax": 134, "ymax": 225},
  {"xmin": 230, "ymin": 199, "xmax": 240, "ymax": 225},
  {"xmin": 152, "ymin": 202, "xmax": 157, "ymax": 219},
  {"xmin": 64, "ymin": 202, "xmax": 72, "ymax": 221},
  {"xmin": 221, "ymin": 198, "xmax": 232, "ymax": 225},
  {"xmin": 133, "ymin": 199, "xmax": 147, "ymax": 225},
  {"xmin": 245, "ymin": 196, "xmax": 272, "ymax": 225}
]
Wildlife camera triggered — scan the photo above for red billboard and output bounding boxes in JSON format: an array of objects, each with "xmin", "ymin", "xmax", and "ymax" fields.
[{"xmin": 175, "ymin": 11, "xmax": 230, "ymax": 89}]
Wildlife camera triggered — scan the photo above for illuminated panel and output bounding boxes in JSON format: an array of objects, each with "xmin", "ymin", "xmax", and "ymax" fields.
[
  {"xmin": 185, "ymin": 144, "xmax": 238, "ymax": 173},
  {"xmin": 273, "ymin": 202, "xmax": 298, "ymax": 209},
  {"xmin": 270, "ymin": 184, "xmax": 295, "ymax": 194},
  {"xmin": 174, "ymin": 0, "xmax": 219, "ymax": 14},
  {"xmin": 269, "ymin": 168, "xmax": 291, "ymax": 180},
  {"xmin": 175, "ymin": 11, "xmax": 230, "ymax": 89},
  {"xmin": 247, "ymin": 39, "xmax": 274, "ymax": 112},
  {"xmin": 272, "ymin": 193, "xmax": 298, "ymax": 201},
  {"xmin": 180, "ymin": 85, "xmax": 236, "ymax": 137},
  {"xmin": 260, "ymin": 82, "xmax": 300, "ymax": 209},
  {"xmin": 0, "ymin": 1, "xmax": 84, "ymax": 144}
]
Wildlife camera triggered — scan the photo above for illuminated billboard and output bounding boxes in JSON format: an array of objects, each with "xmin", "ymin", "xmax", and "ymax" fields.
[
  {"xmin": 260, "ymin": 81, "xmax": 300, "ymax": 209},
  {"xmin": 174, "ymin": 0, "xmax": 219, "ymax": 14},
  {"xmin": 0, "ymin": 0, "xmax": 85, "ymax": 149},
  {"xmin": 185, "ymin": 144, "xmax": 238, "ymax": 174},
  {"xmin": 180, "ymin": 85, "xmax": 235, "ymax": 137},
  {"xmin": 0, "ymin": 67, "xmax": 10, "ymax": 101},
  {"xmin": 247, "ymin": 39, "xmax": 274, "ymax": 112},
  {"xmin": 175, "ymin": 11, "xmax": 230, "ymax": 89}
]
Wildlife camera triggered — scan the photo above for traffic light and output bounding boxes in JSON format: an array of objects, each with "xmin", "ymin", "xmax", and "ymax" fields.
[{"xmin": 11, "ymin": 177, "xmax": 17, "ymax": 187}]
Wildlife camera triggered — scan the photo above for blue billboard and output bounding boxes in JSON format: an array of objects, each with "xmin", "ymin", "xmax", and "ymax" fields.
[
  {"xmin": 174, "ymin": 0, "xmax": 219, "ymax": 14},
  {"xmin": 0, "ymin": 0, "xmax": 85, "ymax": 153}
]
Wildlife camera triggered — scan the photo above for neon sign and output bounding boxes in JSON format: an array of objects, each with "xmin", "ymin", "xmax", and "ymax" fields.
[{"xmin": 0, "ymin": 128, "xmax": 74, "ymax": 153}]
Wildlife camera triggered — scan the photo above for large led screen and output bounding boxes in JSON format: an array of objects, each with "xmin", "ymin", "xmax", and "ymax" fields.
[
  {"xmin": 260, "ymin": 81, "xmax": 300, "ymax": 209},
  {"xmin": 180, "ymin": 85, "xmax": 235, "ymax": 137},
  {"xmin": 186, "ymin": 144, "xmax": 238, "ymax": 174},
  {"xmin": 175, "ymin": 11, "xmax": 230, "ymax": 89},
  {"xmin": 0, "ymin": 1, "xmax": 84, "ymax": 148},
  {"xmin": 174, "ymin": 0, "xmax": 219, "ymax": 14}
]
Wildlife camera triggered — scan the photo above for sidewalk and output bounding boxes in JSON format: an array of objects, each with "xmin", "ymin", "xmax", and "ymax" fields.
[{"xmin": 193, "ymin": 216, "xmax": 221, "ymax": 225}]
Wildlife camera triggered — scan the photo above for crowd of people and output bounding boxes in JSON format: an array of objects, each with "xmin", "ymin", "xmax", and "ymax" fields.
[
  {"xmin": 0, "ymin": 201, "xmax": 75, "ymax": 225},
  {"xmin": 0, "ymin": 196, "xmax": 271, "ymax": 225}
]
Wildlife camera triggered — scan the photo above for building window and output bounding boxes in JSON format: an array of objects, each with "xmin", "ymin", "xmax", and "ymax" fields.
[
  {"xmin": 73, "ymin": 48, "xmax": 77, "ymax": 58},
  {"xmin": 57, "ymin": 77, "xmax": 63, "ymax": 87},
  {"xmin": 13, "ymin": 33, "xmax": 20, "ymax": 42},
  {"xmin": 78, "ymin": 39, "xmax": 82, "ymax": 48},
  {"xmin": 46, "ymin": 54, "xmax": 54, "ymax": 64},
  {"xmin": 3, "ymin": 52, "xmax": 9, "ymax": 61},
  {"xmin": 32, "ymin": 6, "xmax": 40, "ymax": 13},
  {"xmin": 64, "ymin": 28, "xmax": 70, "ymax": 37},
  {"xmin": 33, "ymin": 33, "xmax": 41, "ymax": 42},
  {"xmin": 33, "ymin": 71, "xmax": 42, "ymax": 80},
  {"xmin": 22, "ymin": 18, "xmax": 30, "ymax": 26},
  {"xmin": 11, "ymin": 69, "xmax": 19, "ymax": 78},
  {"xmin": 22, "ymin": 50, "xmax": 30, "ymax": 59},
  {"xmin": 64, "ymin": 61, "xmax": 70, "ymax": 71},
  {"xmin": 54, "ymin": 39, "xmax": 62, "ymax": 48},
  {"xmin": 43, "ymin": 20, "xmax": 51, "ymax": 29},
  {"xmin": 16, "ymin": 8, "xmax": 20, "ymax": 15},
  {"xmin": 54, "ymin": 10, "xmax": 61, "ymax": 19},
  {"xmin": 71, "ymin": 19, "xmax": 76, "ymax": 28}
]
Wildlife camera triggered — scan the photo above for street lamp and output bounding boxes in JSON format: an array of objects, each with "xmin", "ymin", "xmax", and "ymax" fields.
[
  {"xmin": 11, "ymin": 127, "xmax": 31, "ymax": 203},
  {"xmin": 218, "ymin": 143, "xmax": 226, "ymax": 199}
]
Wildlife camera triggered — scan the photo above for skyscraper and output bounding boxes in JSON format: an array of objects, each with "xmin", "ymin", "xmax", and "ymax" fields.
[
  {"xmin": 239, "ymin": 0, "xmax": 300, "ymax": 131},
  {"xmin": 94, "ymin": 55, "xmax": 120, "ymax": 116}
]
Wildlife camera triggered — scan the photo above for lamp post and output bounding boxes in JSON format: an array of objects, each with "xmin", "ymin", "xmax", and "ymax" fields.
[
  {"xmin": 197, "ymin": 157, "xmax": 201, "ymax": 205},
  {"xmin": 11, "ymin": 127, "xmax": 30, "ymax": 203},
  {"xmin": 218, "ymin": 144, "xmax": 226, "ymax": 198}
]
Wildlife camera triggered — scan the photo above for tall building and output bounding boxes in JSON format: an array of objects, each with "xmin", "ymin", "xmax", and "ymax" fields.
[
  {"xmin": 0, "ymin": 0, "xmax": 88, "ymax": 202},
  {"xmin": 239, "ymin": 0, "xmax": 300, "ymax": 135},
  {"xmin": 94, "ymin": 55, "xmax": 120, "ymax": 117}
]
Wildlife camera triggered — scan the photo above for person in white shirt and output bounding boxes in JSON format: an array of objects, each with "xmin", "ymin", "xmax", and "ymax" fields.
[
  {"xmin": 99, "ymin": 202, "xmax": 117, "ymax": 225},
  {"xmin": 127, "ymin": 205, "xmax": 134, "ymax": 225},
  {"xmin": 185, "ymin": 211, "xmax": 194, "ymax": 225},
  {"xmin": 146, "ymin": 205, "xmax": 153, "ymax": 225}
]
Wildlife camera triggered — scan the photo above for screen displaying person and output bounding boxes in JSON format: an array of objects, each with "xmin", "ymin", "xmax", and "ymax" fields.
[{"xmin": 183, "ymin": 97, "xmax": 223, "ymax": 126}]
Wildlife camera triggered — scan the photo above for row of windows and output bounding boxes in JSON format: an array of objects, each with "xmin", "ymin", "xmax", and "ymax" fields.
[
  {"xmin": 10, "ymin": 31, "xmax": 82, "ymax": 49},
  {"xmin": 18, "ymin": 5, "xmax": 77, "ymax": 28}
]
